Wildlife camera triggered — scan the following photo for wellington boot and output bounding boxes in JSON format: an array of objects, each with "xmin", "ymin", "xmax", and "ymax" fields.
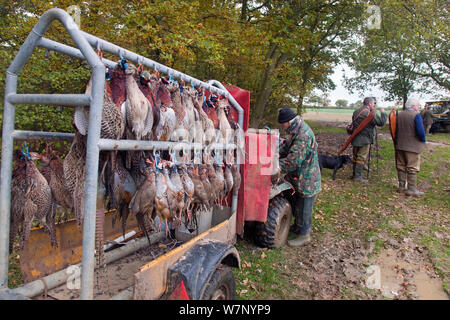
[
  {"xmin": 405, "ymin": 173, "xmax": 424, "ymax": 197},
  {"xmin": 287, "ymin": 233, "xmax": 311, "ymax": 247},
  {"xmin": 397, "ymin": 170, "xmax": 406, "ymax": 194},
  {"xmin": 353, "ymin": 163, "xmax": 368, "ymax": 183},
  {"xmin": 290, "ymin": 224, "xmax": 301, "ymax": 234}
]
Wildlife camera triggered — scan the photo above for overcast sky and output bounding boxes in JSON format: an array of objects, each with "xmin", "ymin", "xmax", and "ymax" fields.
[{"xmin": 317, "ymin": 63, "xmax": 446, "ymax": 108}]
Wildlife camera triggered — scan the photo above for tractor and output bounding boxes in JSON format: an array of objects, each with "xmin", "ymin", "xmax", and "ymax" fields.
[{"xmin": 426, "ymin": 100, "xmax": 450, "ymax": 133}]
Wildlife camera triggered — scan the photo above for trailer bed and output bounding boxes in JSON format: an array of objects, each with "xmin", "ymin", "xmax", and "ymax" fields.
[{"xmin": 35, "ymin": 237, "xmax": 180, "ymax": 300}]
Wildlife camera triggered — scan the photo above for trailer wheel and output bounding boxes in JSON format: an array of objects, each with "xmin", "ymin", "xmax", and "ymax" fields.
[
  {"xmin": 255, "ymin": 196, "xmax": 292, "ymax": 248},
  {"xmin": 201, "ymin": 266, "xmax": 236, "ymax": 300}
]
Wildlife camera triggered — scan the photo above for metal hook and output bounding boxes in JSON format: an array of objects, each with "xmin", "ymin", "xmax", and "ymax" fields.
[
  {"xmin": 193, "ymin": 149, "xmax": 202, "ymax": 164},
  {"xmin": 169, "ymin": 148, "xmax": 178, "ymax": 165},
  {"xmin": 137, "ymin": 56, "xmax": 144, "ymax": 67},
  {"xmin": 215, "ymin": 151, "xmax": 222, "ymax": 165},
  {"xmin": 21, "ymin": 142, "xmax": 30, "ymax": 160}
]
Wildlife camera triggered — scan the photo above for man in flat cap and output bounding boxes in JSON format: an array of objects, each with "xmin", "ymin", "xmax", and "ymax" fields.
[{"xmin": 273, "ymin": 108, "xmax": 321, "ymax": 247}]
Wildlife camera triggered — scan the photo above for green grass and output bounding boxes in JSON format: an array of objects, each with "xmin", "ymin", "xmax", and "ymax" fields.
[
  {"xmin": 428, "ymin": 132, "xmax": 450, "ymax": 144},
  {"xmin": 305, "ymin": 120, "xmax": 346, "ymax": 134},
  {"xmin": 8, "ymin": 245, "xmax": 24, "ymax": 289},
  {"xmin": 234, "ymin": 244, "xmax": 292, "ymax": 300}
]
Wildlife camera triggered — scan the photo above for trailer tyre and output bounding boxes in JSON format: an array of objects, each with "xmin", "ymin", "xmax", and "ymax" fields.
[
  {"xmin": 255, "ymin": 196, "xmax": 292, "ymax": 248},
  {"xmin": 201, "ymin": 266, "xmax": 236, "ymax": 300}
]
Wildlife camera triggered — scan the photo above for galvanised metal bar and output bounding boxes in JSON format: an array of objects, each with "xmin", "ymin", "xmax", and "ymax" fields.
[
  {"xmin": 7, "ymin": 9, "xmax": 101, "ymax": 76},
  {"xmin": 11, "ymin": 130, "xmax": 75, "ymax": 141},
  {"xmin": 97, "ymin": 139, "xmax": 237, "ymax": 151},
  {"xmin": 37, "ymin": 37, "xmax": 246, "ymax": 130},
  {"xmin": 80, "ymin": 31, "xmax": 232, "ymax": 98},
  {"xmin": 38, "ymin": 37, "xmax": 117, "ymax": 69},
  {"xmin": 79, "ymin": 64, "xmax": 104, "ymax": 300},
  {"xmin": 7, "ymin": 93, "xmax": 90, "ymax": 107},
  {"xmin": 0, "ymin": 288, "xmax": 30, "ymax": 300},
  {"xmin": 98, "ymin": 139, "xmax": 201, "ymax": 151},
  {"xmin": 0, "ymin": 72, "xmax": 18, "ymax": 288},
  {"xmin": 37, "ymin": 36, "xmax": 246, "ymax": 121},
  {"xmin": 207, "ymin": 79, "xmax": 244, "ymax": 129}
]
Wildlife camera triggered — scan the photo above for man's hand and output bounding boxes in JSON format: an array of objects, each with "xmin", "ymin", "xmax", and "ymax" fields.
[{"xmin": 271, "ymin": 171, "xmax": 280, "ymax": 185}]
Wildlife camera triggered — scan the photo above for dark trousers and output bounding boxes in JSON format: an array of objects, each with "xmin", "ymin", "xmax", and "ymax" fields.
[{"xmin": 286, "ymin": 192, "xmax": 316, "ymax": 235}]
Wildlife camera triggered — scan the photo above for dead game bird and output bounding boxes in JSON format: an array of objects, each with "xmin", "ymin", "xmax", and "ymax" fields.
[
  {"xmin": 155, "ymin": 164, "xmax": 171, "ymax": 235},
  {"xmin": 33, "ymin": 145, "xmax": 73, "ymax": 222},
  {"xmin": 129, "ymin": 159, "xmax": 156, "ymax": 246},
  {"xmin": 11, "ymin": 150, "xmax": 56, "ymax": 251},
  {"xmin": 125, "ymin": 63, "xmax": 154, "ymax": 141},
  {"xmin": 63, "ymin": 129, "xmax": 87, "ymax": 229}
]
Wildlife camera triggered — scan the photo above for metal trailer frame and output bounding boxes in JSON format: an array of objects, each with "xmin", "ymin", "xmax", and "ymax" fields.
[{"xmin": 0, "ymin": 8, "xmax": 244, "ymax": 300}]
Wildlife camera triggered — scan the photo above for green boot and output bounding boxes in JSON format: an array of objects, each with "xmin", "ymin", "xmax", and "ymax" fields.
[
  {"xmin": 397, "ymin": 170, "xmax": 406, "ymax": 194},
  {"xmin": 287, "ymin": 233, "xmax": 311, "ymax": 247},
  {"xmin": 405, "ymin": 173, "xmax": 424, "ymax": 197},
  {"xmin": 353, "ymin": 163, "xmax": 368, "ymax": 183}
]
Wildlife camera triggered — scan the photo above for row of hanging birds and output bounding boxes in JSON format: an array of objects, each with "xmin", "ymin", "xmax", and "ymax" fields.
[{"xmin": 9, "ymin": 56, "xmax": 242, "ymax": 255}]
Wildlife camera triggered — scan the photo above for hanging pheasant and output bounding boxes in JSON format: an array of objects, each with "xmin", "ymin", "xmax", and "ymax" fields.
[{"xmin": 11, "ymin": 149, "xmax": 56, "ymax": 251}]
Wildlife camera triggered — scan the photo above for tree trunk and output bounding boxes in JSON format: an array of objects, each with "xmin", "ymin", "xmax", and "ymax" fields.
[
  {"xmin": 297, "ymin": 95, "xmax": 304, "ymax": 115},
  {"xmin": 251, "ymin": 45, "xmax": 288, "ymax": 127},
  {"xmin": 402, "ymin": 93, "xmax": 408, "ymax": 110},
  {"xmin": 251, "ymin": 71, "xmax": 273, "ymax": 127},
  {"xmin": 240, "ymin": 0, "xmax": 248, "ymax": 22},
  {"xmin": 296, "ymin": 70, "xmax": 310, "ymax": 115}
]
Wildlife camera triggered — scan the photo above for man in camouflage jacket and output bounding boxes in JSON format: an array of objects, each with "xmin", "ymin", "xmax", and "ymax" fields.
[{"xmin": 274, "ymin": 108, "xmax": 321, "ymax": 247}]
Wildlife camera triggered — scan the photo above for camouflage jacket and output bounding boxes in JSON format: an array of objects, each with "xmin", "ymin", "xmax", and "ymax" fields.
[{"xmin": 279, "ymin": 116, "xmax": 321, "ymax": 197}]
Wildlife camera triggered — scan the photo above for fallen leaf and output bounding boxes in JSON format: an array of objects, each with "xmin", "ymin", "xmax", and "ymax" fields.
[{"xmin": 261, "ymin": 252, "xmax": 266, "ymax": 259}]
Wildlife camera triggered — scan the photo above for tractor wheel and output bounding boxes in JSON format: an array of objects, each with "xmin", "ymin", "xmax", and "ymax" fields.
[
  {"xmin": 255, "ymin": 196, "xmax": 292, "ymax": 248},
  {"xmin": 200, "ymin": 266, "xmax": 236, "ymax": 300}
]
